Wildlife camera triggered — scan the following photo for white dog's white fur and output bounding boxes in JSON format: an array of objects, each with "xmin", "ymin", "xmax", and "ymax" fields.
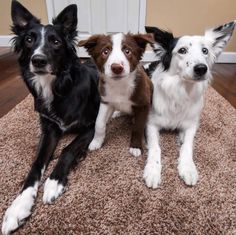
[{"xmin": 144, "ymin": 21, "xmax": 235, "ymax": 188}]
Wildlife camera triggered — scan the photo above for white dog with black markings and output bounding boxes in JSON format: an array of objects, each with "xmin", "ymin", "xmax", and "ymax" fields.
[{"xmin": 144, "ymin": 21, "xmax": 236, "ymax": 188}]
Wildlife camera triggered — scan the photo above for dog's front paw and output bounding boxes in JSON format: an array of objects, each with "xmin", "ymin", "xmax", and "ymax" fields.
[
  {"xmin": 129, "ymin": 147, "xmax": 141, "ymax": 157},
  {"xmin": 143, "ymin": 162, "xmax": 162, "ymax": 189},
  {"xmin": 88, "ymin": 138, "xmax": 103, "ymax": 151},
  {"xmin": 112, "ymin": 111, "xmax": 125, "ymax": 119},
  {"xmin": 178, "ymin": 161, "xmax": 198, "ymax": 186},
  {"xmin": 43, "ymin": 178, "xmax": 65, "ymax": 204},
  {"xmin": 2, "ymin": 187, "xmax": 37, "ymax": 235}
]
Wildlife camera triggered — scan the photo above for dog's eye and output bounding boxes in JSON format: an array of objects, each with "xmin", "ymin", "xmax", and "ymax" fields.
[
  {"xmin": 178, "ymin": 47, "xmax": 187, "ymax": 54},
  {"xmin": 51, "ymin": 38, "xmax": 61, "ymax": 48},
  {"xmin": 124, "ymin": 48, "xmax": 131, "ymax": 56},
  {"xmin": 102, "ymin": 48, "xmax": 110, "ymax": 57},
  {"xmin": 202, "ymin": 48, "xmax": 208, "ymax": 55},
  {"xmin": 53, "ymin": 39, "xmax": 60, "ymax": 45},
  {"xmin": 25, "ymin": 36, "xmax": 34, "ymax": 46}
]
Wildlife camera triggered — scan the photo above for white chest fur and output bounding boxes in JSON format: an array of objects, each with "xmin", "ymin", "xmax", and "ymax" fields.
[
  {"xmin": 150, "ymin": 68, "xmax": 209, "ymax": 130},
  {"xmin": 30, "ymin": 74, "xmax": 56, "ymax": 105},
  {"xmin": 101, "ymin": 73, "xmax": 136, "ymax": 114}
]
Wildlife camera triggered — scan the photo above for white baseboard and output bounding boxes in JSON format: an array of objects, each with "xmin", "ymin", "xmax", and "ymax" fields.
[
  {"xmin": 1, "ymin": 35, "xmax": 236, "ymax": 63},
  {"xmin": 217, "ymin": 52, "xmax": 236, "ymax": 63},
  {"xmin": 0, "ymin": 35, "xmax": 14, "ymax": 47}
]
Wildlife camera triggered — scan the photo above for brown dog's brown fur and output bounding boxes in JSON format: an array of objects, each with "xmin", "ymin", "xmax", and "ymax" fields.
[
  {"xmin": 79, "ymin": 33, "xmax": 153, "ymax": 152},
  {"xmin": 130, "ymin": 64, "xmax": 153, "ymax": 150}
]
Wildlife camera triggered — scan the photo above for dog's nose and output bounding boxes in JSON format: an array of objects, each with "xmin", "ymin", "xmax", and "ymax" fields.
[
  {"xmin": 32, "ymin": 54, "xmax": 48, "ymax": 68},
  {"xmin": 194, "ymin": 64, "xmax": 208, "ymax": 76},
  {"xmin": 111, "ymin": 63, "xmax": 124, "ymax": 75}
]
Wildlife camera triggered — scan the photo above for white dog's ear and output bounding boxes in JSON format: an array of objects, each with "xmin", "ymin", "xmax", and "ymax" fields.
[
  {"xmin": 205, "ymin": 20, "xmax": 236, "ymax": 58},
  {"xmin": 145, "ymin": 26, "xmax": 177, "ymax": 70}
]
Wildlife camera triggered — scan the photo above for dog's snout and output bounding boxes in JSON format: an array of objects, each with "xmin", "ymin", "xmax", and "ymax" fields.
[
  {"xmin": 194, "ymin": 64, "xmax": 207, "ymax": 76},
  {"xmin": 32, "ymin": 54, "xmax": 48, "ymax": 68},
  {"xmin": 111, "ymin": 63, "xmax": 124, "ymax": 75}
]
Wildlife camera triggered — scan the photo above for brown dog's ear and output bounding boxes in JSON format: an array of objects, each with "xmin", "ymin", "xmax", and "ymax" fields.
[
  {"xmin": 132, "ymin": 33, "xmax": 155, "ymax": 50},
  {"xmin": 78, "ymin": 35, "xmax": 102, "ymax": 55}
]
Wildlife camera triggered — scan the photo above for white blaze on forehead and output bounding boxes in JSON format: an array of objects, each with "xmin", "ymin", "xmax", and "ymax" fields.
[
  {"xmin": 109, "ymin": 33, "xmax": 125, "ymax": 64},
  {"xmin": 111, "ymin": 33, "xmax": 123, "ymax": 54},
  {"xmin": 105, "ymin": 33, "xmax": 131, "ymax": 76},
  {"xmin": 33, "ymin": 27, "xmax": 46, "ymax": 56}
]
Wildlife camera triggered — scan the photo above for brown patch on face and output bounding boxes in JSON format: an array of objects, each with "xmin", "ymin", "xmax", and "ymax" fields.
[
  {"xmin": 122, "ymin": 33, "xmax": 154, "ymax": 72},
  {"xmin": 78, "ymin": 35, "xmax": 112, "ymax": 73}
]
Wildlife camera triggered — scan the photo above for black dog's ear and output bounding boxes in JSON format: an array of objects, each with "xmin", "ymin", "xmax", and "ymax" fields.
[
  {"xmin": 205, "ymin": 20, "xmax": 236, "ymax": 58},
  {"xmin": 53, "ymin": 4, "xmax": 78, "ymax": 36},
  {"xmin": 11, "ymin": 0, "xmax": 40, "ymax": 32}
]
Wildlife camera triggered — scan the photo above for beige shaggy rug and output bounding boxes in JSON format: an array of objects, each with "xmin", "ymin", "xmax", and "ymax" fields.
[{"xmin": 0, "ymin": 87, "xmax": 236, "ymax": 235}]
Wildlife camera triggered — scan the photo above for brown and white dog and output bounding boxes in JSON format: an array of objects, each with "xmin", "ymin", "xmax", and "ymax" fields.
[{"xmin": 79, "ymin": 33, "xmax": 153, "ymax": 156}]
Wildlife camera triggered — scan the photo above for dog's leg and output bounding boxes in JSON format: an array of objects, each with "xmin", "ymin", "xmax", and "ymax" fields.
[
  {"xmin": 2, "ymin": 120, "xmax": 61, "ymax": 235},
  {"xmin": 143, "ymin": 123, "xmax": 162, "ymax": 188},
  {"xmin": 177, "ymin": 124, "xmax": 199, "ymax": 186},
  {"xmin": 88, "ymin": 103, "xmax": 114, "ymax": 151},
  {"xmin": 129, "ymin": 106, "xmax": 149, "ymax": 157},
  {"xmin": 43, "ymin": 125, "xmax": 94, "ymax": 204}
]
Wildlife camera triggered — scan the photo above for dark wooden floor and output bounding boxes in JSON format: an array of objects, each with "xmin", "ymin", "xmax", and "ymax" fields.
[
  {"xmin": 0, "ymin": 49, "xmax": 28, "ymax": 118},
  {"xmin": 0, "ymin": 47, "xmax": 235, "ymax": 118}
]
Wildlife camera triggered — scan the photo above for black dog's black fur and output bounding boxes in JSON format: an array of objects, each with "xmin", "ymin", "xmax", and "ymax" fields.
[
  {"xmin": 145, "ymin": 26, "xmax": 179, "ymax": 73},
  {"xmin": 6, "ymin": 0, "xmax": 100, "ymax": 228}
]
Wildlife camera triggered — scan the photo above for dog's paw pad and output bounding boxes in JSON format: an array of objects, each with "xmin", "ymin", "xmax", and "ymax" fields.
[
  {"xmin": 2, "ymin": 188, "xmax": 36, "ymax": 235},
  {"xmin": 129, "ymin": 148, "xmax": 141, "ymax": 157},
  {"xmin": 143, "ymin": 162, "xmax": 162, "ymax": 188},
  {"xmin": 178, "ymin": 162, "xmax": 198, "ymax": 186},
  {"xmin": 43, "ymin": 178, "xmax": 65, "ymax": 204},
  {"xmin": 88, "ymin": 139, "xmax": 103, "ymax": 151}
]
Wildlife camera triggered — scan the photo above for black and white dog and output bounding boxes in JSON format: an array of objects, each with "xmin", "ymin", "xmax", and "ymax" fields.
[
  {"xmin": 143, "ymin": 21, "xmax": 235, "ymax": 188},
  {"xmin": 2, "ymin": 1, "xmax": 100, "ymax": 234}
]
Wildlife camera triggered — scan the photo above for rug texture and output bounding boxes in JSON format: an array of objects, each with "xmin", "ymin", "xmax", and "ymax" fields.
[{"xmin": 0, "ymin": 87, "xmax": 235, "ymax": 235}]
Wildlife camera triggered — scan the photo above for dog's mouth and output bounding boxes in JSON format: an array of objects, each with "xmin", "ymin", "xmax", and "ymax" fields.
[
  {"xmin": 110, "ymin": 74, "xmax": 126, "ymax": 80},
  {"xmin": 182, "ymin": 75, "xmax": 208, "ymax": 83},
  {"xmin": 32, "ymin": 70, "xmax": 50, "ymax": 75},
  {"xmin": 31, "ymin": 66, "xmax": 54, "ymax": 75},
  {"xmin": 193, "ymin": 75, "xmax": 208, "ymax": 81}
]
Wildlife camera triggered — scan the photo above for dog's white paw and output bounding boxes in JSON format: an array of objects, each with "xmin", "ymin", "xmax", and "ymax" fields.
[
  {"xmin": 178, "ymin": 161, "xmax": 198, "ymax": 186},
  {"xmin": 111, "ymin": 111, "xmax": 125, "ymax": 119},
  {"xmin": 88, "ymin": 138, "xmax": 103, "ymax": 151},
  {"xmin": 43, "ymin": 178, "xmax": 65, "ymax": 204},
  {"xmin": 143, "ymin": 162, "xmax": 162, "ymax": 189},
  {"xmin": 2, "ymin": 187, "xmax": 37, "ymax": 235},
  {"xmin": 129, "ymin": 147, "xmax": 141, "ymax": 157}
]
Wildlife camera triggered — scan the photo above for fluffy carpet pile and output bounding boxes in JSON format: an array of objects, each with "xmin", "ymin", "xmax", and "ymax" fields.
[{"xmin": 0, "ymin": 87, "xmax": 235, "ymax": 235}]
